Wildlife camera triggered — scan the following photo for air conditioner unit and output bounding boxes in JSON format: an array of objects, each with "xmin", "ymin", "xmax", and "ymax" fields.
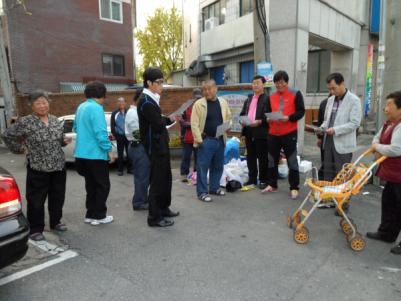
[{"xmin": 204, "ymin": 17, "xmax": 219, "ymax": 31}]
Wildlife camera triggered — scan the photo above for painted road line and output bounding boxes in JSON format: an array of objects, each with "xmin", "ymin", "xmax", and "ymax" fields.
[{"xmin": 0, "ymin": 249, "xmax": 78, "ymax": 286}]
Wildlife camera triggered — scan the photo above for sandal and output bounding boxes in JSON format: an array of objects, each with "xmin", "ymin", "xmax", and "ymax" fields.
[
  {"xmin": 51, "ymin": 223, "xmax": 68, "ymax": 232},
  {"xmin": 210, "ymin": 189, "xmax": 225, "ymax": 196},
  {"xmin": 199, "ymin": 193, "xmax": 212, "ymax": 202},
  {"xmin": 390, "ymin": 244, "xmax": 401, "ymax": 255},
  {"xmin": 261, "ymin": 185, "xmax": 277, "ymax": 194},
  {"xmin": 29, "ymin": 232, "xmax": 45, "ymax": 241}
]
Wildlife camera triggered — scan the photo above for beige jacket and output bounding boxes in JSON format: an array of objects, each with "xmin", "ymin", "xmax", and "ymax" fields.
[{"xmin": 191, "ymin": 97, "xmax": 232, "ymax": 147}]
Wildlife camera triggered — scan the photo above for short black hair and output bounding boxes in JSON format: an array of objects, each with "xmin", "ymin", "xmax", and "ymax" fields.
[
  {"xmin": 143, "ymin": 67, "xmax": 164, "ymax": 88},
  {"xmin": 253, "ymin": 75, "xmax": 266, "ymax": 84},
  {"xmin": 133, "ymin": 88, "xmax": 143, "ymax": 103},
  {"xmin": 29, "ymin": 89, "xmax": 49, "ymax": 104},
  {"xmin": 326, "ymin": 73, "xmax": 344, "ymax": 85},
  {"xmin": 273, "ymin": 70, "xmax": 289, "ymax": 83},
  {"xmin": 84, "ymin": 81, "xmax": 107, "ymax": 99},
  {"xmin": 386, "ymin": 91, "xmax": 401, "ymax": 109}
]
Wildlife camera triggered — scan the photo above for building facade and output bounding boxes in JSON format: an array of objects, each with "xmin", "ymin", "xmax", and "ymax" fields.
[
  {"xmin": 3, "ymin": 0, "xmax": 134, "ymax": 93},
  {"xmin": 182, "ymin": 0, "xmax": 378, "ymax": 152}
]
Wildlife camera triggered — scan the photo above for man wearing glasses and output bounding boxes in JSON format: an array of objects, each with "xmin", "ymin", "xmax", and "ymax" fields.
[
  {"xmin": 262, "ymin": 70, "xmax": 305, "ymax": 199},
  {"xmin": 137, "ymin": 67, "xmax": 179, "ymax": 227}
]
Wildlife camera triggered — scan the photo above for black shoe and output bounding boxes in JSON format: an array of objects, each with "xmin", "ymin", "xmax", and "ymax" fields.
[
  {"xmin": 366, "ymin": 231, "xmax": 396, "ymax": 243},
  {"xmin": 133, "ymin": 203, "xmax": 149, "ymax": 211},
  {"xmin": 259, "ymin": 183, "xmax": 268, "ymax": 190},
  {"xmin": 117, "ymin": 171, "xmax": 123, "ymax": 176},
  {"xmin": 162, "ymin": 209, "xmax": 180, "ymax": 218},
  {"xmin": 390, "ymin": 244, "xmax": 401, "ymax": 255},
  {"xmin": 334, "ymin": 203, "xmax": 350, "ymax": 216},
  {"xmin": 127, "ymin": 169, "xmax": 133, "ymax": 174},
  {"xmin": 148, "ymin": 219, "xmax": 174, "ymax": 227}
]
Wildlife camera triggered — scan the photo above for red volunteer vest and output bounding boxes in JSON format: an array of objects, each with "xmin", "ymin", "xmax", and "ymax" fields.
[
  {"xmin": 268, "ymin": 87, "xmax": 298, "ymax": 136},
  {"xmin": 376, "ymin": 119, "xmax": 401, "ymax": 183}
]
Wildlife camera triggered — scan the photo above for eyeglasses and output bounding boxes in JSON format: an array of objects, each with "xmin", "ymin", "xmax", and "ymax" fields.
[{"xmin": 154, "ymin": 79, "xmax": 164, "ymax": 85}]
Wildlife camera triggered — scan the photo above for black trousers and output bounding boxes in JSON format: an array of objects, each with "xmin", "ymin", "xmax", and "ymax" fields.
[
  {"xmin": 148, "ymin": 153, "xmax": 172, "ymax": 223},
  {"xmin": 323, "ymin": 135, "xmax": 352, "ymax": 181},
  {"xmin": 266, "ymin": 131, "xmax": 299, "ymax": 190},
  {"xmin": 26, "ymin": 166, "xmax": 66, "ymax": 234},
  {"xmin": 115, "ymin": 134, "xmax": 129, "ymax": 172},
  {"xmin": 245, "ymin": 135, "xmax": 268, "ymax": 184},
  {"xmin": 75, "ymin": 159, "xmax": 110, "ymax": 219},
  {"xmin": 378, "ymin": 182, "xmax": 401, "ymax": 240}
]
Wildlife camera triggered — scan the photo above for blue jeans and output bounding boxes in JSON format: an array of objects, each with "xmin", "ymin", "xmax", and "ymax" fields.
[
  {"xmin": 196, "ymin": 138, "xmax": 225, "ymax": 196},
  {"xmin": 180, "ymin": 143, "xmax": 197, "ymax": 175},
  {"xmin": 128, "ymin": 143, "xmax": 150, "ymax": 207}
]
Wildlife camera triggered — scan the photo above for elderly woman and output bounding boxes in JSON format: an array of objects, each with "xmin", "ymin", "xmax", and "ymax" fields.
[{"xmin": 1, "ymin": 90, "xmax": 70, "ymax": 241}]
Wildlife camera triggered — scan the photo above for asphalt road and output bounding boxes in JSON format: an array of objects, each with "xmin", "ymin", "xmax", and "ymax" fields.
[{"xmin": 0, "ymin": 133, "xmax": 400, "ymax": 301}]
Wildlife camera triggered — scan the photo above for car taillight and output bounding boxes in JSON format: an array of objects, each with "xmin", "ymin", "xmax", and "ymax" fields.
[
  {"xmin": 0, "ymin": 176, "xmax": 22, "ymax": 218},
  {"xmin": 108, "ymin": 134, "xmax": 115, "ymax": 141}
]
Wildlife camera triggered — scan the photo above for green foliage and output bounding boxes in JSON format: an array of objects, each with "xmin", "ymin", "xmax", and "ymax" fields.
[{"xmin": 136, "ymin": 7, "xmax": 183, "ymax": 79}]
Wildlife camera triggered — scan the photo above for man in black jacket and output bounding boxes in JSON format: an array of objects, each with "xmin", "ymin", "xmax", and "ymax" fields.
[
  {"xmin": 111, "ymin": 97, "xmax": 129, "ymax": 176},
  {"xmin": 239, "ymin": 75, "xmax": 269, "ymax": 189},
  {"xmin": 137, "ymin": 67, "xmax": 179, "ymax": 227}
]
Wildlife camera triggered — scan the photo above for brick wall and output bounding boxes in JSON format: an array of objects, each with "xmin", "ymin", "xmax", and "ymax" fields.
[
  {"xmin": 16, "ymin": 85, "xmax": 316, "ymax": 131},
  {"xmin": 6, "ymin": 0, "xmax": 133, "ymax": 93}
]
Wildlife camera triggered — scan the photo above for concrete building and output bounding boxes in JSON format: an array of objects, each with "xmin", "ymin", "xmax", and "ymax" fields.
[
  {"xmin": 2, "ymin": 0, "xmax": 134, "ymax": 94},
  {"xmin": 182, "ymin": 0, "xmax": 375, "ymax": 106},
  {"xmin": 181, "ymin": 0, "xmax": 381, "ymax": 152}
]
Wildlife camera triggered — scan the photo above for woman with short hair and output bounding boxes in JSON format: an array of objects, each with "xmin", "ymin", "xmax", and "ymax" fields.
[{"xmin": 2, "ymin": 90, "xmax": 71, "ymax": 241}]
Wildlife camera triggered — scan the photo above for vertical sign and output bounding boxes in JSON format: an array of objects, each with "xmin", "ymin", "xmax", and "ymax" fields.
[
  {"xmin": 364, "ymin": 44, "xmax": 373, "ymax": 117},
  {"xmin": 256, "ymin": 61, "xmax": 274, "ymax": 87}
]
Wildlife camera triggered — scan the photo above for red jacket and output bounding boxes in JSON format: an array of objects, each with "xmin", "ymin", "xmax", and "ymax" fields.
[
  {"xmin": 181, "ymin": 105, "xmax": 194, "ymax": 144},
  {"xmin": 267, "ymin": 87, "xmax": 305, "ymax": 136},
  {"xmin": 376, "ymin": 120, "xmax": 401, "ymax": 183}
]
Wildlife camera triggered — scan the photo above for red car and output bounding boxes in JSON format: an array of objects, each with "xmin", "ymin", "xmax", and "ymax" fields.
[{"xmin": 0, "ymin": 166, "xmax": 29, "ymax": 269}]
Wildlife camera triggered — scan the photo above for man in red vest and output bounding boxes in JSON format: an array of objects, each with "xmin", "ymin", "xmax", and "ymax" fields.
[
  {"xmin": 262, "ymin": 70, "xmax": 305, "ymax": 199},
  {"xmin": 366, "ymin": 91, "xmax": 401, "ymax": 255}
]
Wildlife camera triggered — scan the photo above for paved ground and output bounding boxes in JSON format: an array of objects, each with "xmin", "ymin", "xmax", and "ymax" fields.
[{"xmin": 0, "ymin": 133, "xmax": 400, "ymax": 301}]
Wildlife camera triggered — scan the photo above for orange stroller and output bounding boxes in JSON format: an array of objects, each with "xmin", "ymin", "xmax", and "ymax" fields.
[{"xmin": 287, "ymin": 149, "xmax": 386, "ymax": 251}]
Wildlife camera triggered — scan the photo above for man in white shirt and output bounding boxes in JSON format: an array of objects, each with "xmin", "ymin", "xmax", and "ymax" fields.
[{"xmin": 125, "ymin": 88, "xmax": 149, "ymax": 211}]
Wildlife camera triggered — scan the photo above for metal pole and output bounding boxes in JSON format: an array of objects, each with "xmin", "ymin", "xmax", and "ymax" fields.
[{"xmin": 376, "ymin": 0, "xmax": 387, "ymax": 132}]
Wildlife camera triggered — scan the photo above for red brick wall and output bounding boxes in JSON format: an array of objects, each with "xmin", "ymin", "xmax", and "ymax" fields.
[
  {"xmin": 6, "ymin": 0, "xmax": 133, "ymax": 93},
  {"xmin": 15, "ymin": 86, "xmax": 316, "ymax": 132}
]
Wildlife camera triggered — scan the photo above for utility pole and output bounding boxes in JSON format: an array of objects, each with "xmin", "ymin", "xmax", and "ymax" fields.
[
  {"xmin": 131, "ymin": 0, "xmax": 137, "ymax": 83},
  {"xmin": 0, "ymin": 14, "xmax": 15, "ymax": 132},
  {"xmin": 253, "ymin": 0, "xmax": 270, "ymax": 68}
]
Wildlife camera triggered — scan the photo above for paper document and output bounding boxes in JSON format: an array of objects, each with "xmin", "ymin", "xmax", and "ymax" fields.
[
  {"xmin": 265, "ymin": 112, "xmax": 284, "ymax": 120},
  {"xmin": 239, "ymin": 116, "xmax": 252, "ymax": 126},
  {"xmin": 215, "ymin": 121, "xmax": 231, "ymax": 138},
  {"xmin": 305, "ymin": 124, "xmax": 325, "ymax": 134},
  {"xmin": 169, "ymin": 99, "xmax": 195, "ymax": 118}
]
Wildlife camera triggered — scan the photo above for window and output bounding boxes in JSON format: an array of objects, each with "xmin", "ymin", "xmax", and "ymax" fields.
[
  {"xmin": 210, "ymin": 66, "xmax": 225, "ymax": 85},
  {"xmin": 99, "ymin": 0, "xmax": 123, "ymax": 23},
  {"xmin": 202, "ymin": 0, "xmax": 226, "ymax": 31},
  {"xmin": 240, "ymin": 0, "xmax": 253, "ymax": 17},
  {"xmin": 307, "ymin": 50, "xmax": 330, "ymax": 93},
  {"xmin": 240, "ymin": 61, "xmax": 254, "ymax": 83},
  {"xmin": 102, "ymin": 54, "xmax": 125, "ymax": 76}
]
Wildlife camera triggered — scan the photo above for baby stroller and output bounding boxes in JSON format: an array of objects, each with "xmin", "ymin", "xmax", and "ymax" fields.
[{"xmin": 287, "ymin": 149, "xmax": 386, "ymax": 251}]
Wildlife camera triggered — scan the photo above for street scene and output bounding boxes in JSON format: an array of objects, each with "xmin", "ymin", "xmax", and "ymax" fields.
[{"xmin": 1, "ymin": 0, "xmax": 401, "ymax": 300}]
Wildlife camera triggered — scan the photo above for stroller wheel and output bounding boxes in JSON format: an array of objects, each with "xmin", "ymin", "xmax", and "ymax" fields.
[
  {"xmin": 293, "ymin": 227, "xmax": 309, "ymax": 244},
  {"xmin": 340, "ymin": 218, "xmax": 355, "ymax": 235},
  {"xmin": 349, "ymin": 233, "xmax": 366, "ymax": 251},
  {"xmin": 287, "ymin": 214, "xmax": 300, "ymax": 229}
]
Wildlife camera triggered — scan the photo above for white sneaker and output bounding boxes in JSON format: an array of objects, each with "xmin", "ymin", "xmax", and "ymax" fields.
[{"xmin": 86, "ymin": 215, "xmax": 114, "ymax": 226}]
